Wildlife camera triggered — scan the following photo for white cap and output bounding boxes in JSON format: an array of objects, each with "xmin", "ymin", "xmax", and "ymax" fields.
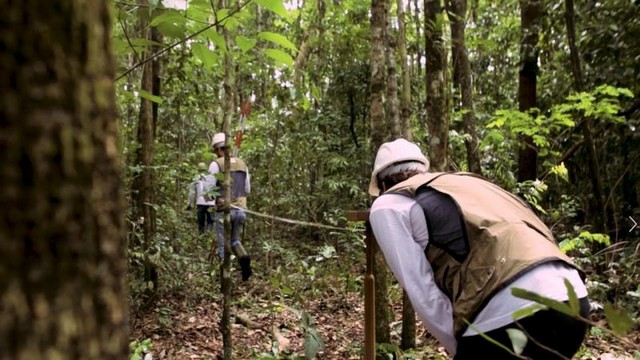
[
  {"xmin": 211, "ymin": 132, "xmax": 226, "ymax": 148},
  {"xmin": 368, "ymin": 139, "xmax": 429, "ymax": 196}
]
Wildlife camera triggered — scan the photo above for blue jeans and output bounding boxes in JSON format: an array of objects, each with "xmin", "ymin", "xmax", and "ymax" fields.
[{"xmin": 214, "ymin": 209, "xmax": 246, "ymax": 259}]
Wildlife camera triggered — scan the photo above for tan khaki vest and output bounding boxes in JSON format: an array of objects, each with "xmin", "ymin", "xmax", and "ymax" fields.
[
  {"xmin": 215, "ymin": 157, "xmax": 248, "ymax": 208},
  {"xmin": 388, "ymin": 172, "xmax": 583, "ymax": 336}
]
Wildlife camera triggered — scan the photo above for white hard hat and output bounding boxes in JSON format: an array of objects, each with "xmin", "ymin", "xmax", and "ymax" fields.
[
  {"xmin": 368, "ymin": 139, "xmax": 429, "ymax": 196},
  {"xmin": 211, "ymin": 132, "xmax": 226, "ymax": 148}
]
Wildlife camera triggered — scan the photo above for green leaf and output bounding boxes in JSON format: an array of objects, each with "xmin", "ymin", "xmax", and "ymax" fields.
[
  {"xmin": 259, "ymin": 31, "xmax": 298, "ymax": 52},
  {"xmin": 156, "ymin": 22, "xmax": 185, "ymax": 38},
  {"xmin": 204, "ymin": 28, "xmax": 227, "ymax": 53},
  {"xmin": 511, "ymin": 287, "xmax": 577, "ymax": 317},
  {"xmin": 564, "ymin": 279, "xmax": 580, "ymax": 314},
  {"xmin": 604, "ymin": 302, "xmax": 635, "ymax": 336},
  {"xmin": 137, "ymin": 89, "xmax": 163, "ymax": 104},
  {"xmin": 511, "ymin": 304, "xmax": 546, "ymax": 320},
  {"xmin": 130, "ymin": 38, "xmax": 163, "ymax": 49},
  {"xmin": 254, "ymin": 0, "xmax": 290, "ymax": 19},
  {"xmin": 281, "ymin": 286, "xmax": 294, "ymax": 296},
  {"xmin": 264, "ymin": 48, "xmax": 293, "ymax": 66},
  {"xmin": 236, "ymin": 35, "xmax": 257, "ymax": 53},
  {"xmin": 506, "ymin": 328, "xmax": 527, "ymax": 355},
  {"xmin": 150, "ymin": 9, "xmax": 187, "ymax": 27},
  {"xmin": 191, "ymin": 43, "xmax": 217, "ymax": 68},
  {"xmin": 304, "ymin": 327, "xmax": 325, "ymax": 359}
]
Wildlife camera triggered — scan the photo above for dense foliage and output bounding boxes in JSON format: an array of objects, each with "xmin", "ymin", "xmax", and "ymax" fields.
[{"xmin": 115, "ymin": 0, "xmax": 640, "ymax": 358}]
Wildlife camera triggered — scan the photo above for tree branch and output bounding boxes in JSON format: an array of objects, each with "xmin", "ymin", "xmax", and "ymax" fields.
[{"xmin": 115, "ymin": 0, "xmax": 252, "ymax": 81}]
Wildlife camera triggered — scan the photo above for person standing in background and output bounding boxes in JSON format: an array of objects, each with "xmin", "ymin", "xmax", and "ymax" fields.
[{"xmin": 209, "ymin": 132, "xmax": 252, "ymax": 281}]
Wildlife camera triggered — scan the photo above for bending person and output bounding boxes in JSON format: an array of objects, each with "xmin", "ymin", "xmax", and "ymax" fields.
[{"xmin": 368, "ymin": 138, "xmax": 589, "ymax": 359}]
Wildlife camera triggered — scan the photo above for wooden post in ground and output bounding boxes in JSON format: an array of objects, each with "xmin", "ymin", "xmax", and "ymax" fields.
[{"xmin": 346, "ymin": 211, "xmax": 375, "ymax": 360}]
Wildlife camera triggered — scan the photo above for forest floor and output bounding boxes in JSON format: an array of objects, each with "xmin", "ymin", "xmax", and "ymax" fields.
[{"xmin": 131, "ymin": 264, "xmax": 638, "ymax": 360}]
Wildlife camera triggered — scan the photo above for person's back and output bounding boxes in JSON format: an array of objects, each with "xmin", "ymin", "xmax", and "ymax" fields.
[
  {"xmin": 191, "ymin": 162, "xmax": 216, "ymax": 234},
  {"xmin": 209, "ymin": 132, "xmax": 252, "ymax": 281},
  {"xmin": 368, "ymin": 139, "xmax": 589, "ymax": 360}
]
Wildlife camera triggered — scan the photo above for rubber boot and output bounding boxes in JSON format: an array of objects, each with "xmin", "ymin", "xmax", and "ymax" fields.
[{"xmin": 233, "ymin": 244, "xmax": 252, "ymax": 281}]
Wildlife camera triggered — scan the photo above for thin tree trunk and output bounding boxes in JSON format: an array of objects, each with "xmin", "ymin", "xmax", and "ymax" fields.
[
  {"xmin": 220, "ymin": 0, "xmax": 235, "ymax": 357},
  {"xmin": 387, "ymin": 5, "xmax": 401, "ymax": 139},
  {"xmin": 0, "ymin": 1, "xmax": 127, "ymax": 358},
  {"xmin": 424, "ymin": 0, "xmax": 448, "ymax": 171},
  {"xmin": 412, "ymin": 0, "xmax": 422, "ymax": 84},
  {"xmin": 152, "ymin": 19, "xmax": 162, "ymax": 138},
  {"xmin": 294, "ymin": 0, "xmax": 326, "ymax": 87},
  {"xmin": 397, "ymin": 0, "xmax": 417, "ymax": 343},
  {"xmin": 564, "ymin": 0, "xmax": 607, "ymax": 234},
  {"xmin": 448, "ymin": 0, "xmax": 482, "ymax": 174},
  {"xmin": 397, "ymin": 0, "xmax": 413, "ymax": 140},
  {"xmin": 370, "ymin": 0, "xmax": 392, "ymax": 350},
  {"xmin": 132, "ymin": 0, "xmax": 158, "ymax": 304},
  {"xmin": 517, "ymin": 0, "xmax": 542, "ymax": 181}
]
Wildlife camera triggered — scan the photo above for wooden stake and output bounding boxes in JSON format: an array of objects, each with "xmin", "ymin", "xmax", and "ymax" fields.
[{"xmin": 347, "ymin": 211, "xmax": 376, "ymax": 360}]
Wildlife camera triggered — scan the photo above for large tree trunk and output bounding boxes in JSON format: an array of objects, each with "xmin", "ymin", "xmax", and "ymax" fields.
[
  {"xmin": 448, "ymin": 0, "xmax": 482, "ymax": 175},
  {"xmin": 0, "ymin": 1, "xmax": 128, "ymax": 358},
  {"xmin": 424, "ymin": 0, "xmax": 448, "ymax": 171},
  {"xmin": 517, "ymin": 0, "xmax": 542, "ymax": 181},
  {"xmin": 370, "ymin": 0, "xmax": 392, "ymax": 350},
  {"xmin": 564, "ymin": 0, "xmax": 607, "ymax": 234}
]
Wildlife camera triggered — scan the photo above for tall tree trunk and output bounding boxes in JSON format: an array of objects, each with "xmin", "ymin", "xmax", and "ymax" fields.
[
  {"xmin": 132, "ymin": 0, "xmax": 158, "ymax": 304},
  {"xmin": 412, "ymin": 0, "xmax": 422, "ymax": 84},
  {"xmin": 448, "ymin": 0, "xmax": 482, "ymax": 174},
  {"xmin": 391, "ymin": 1, "xmax": 417, "ymax": 347},
  {"xmin": 397, "ymin": 0, "xmax": 413, "ymax": 140},
  {"xmin": 387, "ymin": 5, "xmax": 401, "ymax": 139},
  {"xmin": 152, "ymin": 19, "xmax": 163, "ymax": 137},
  {"xmin": 220, "ymin": 0, "xmax": 235, "ymax": 357},
  {"xmin": 0, "ymin": 1, "xmax": 127, "ymax": 358},
  {"xmin": 294, "ymin": 0, "xmax": 326, "ymax": 87},
  {"xmin": 517, "ymin": 0, "xmax": 542, "ymax": 181},
  {"xmin": 424, "ymin": 0, "xmax": 448, "ymax": 171},
  {"xmin": 564, "ymin": 0, "xmax": 607, "ymax": 234},
  {"xmin": 370, "ymin": 0, "xmax": 392, "ymax": 350}
]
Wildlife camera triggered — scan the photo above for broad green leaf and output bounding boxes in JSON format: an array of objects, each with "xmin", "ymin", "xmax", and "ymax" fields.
[
  {"xmin": 264, "ymin": 48, "xmax": 293, "ymax": 66},
  {"xmin": 137, "ymin": 89, "xmax": 163, "ymax": 104},
  {"xmin": 304, "ymin": 329, "xmax": 324, "ymax": 359},
  {"xmin": 281, "ymin": 286, "xmax": 294, "ymax": 296},
  {"xmin": 191, "ymin": 43, "xmax": 217, "ymax": 68},
  {"xmin": 604, "ymin": 302, "xmax": 635, "ymax": 336},
  {"xmin": 236, "ymin": 35, "xmax": 257, "ymax": 53},
  {"xmin": 258, "ymin": 31, "xmax": 298, "ymax": 52},
  {"xmin": 511, "ymin": 287, "xmax": 577, "ymax": 317},
  {"xmin": 150, "ymin": 9, "xmax": 186, "ymax": 27},
  {"xmin": 156, "ymin": 22, "xmax": 185, "ymax": 38},
  {"xmin": 506, "ymin": 328, "xmax": 527, "ymax": 355},
  {"xmin": 204, "ymin": 28, "xmax": 227, "ymax": 53},
  {"xmin": 254, "ymin": 0, "xmax": 290, "ymax": 20},
  {"xmin": 216, "ymin": 8, "xmax": 230, "ymax": 22}
]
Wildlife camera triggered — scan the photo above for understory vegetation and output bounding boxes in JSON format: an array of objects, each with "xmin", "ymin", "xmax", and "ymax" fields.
[{"xmin": 118, "ymin": 0, "xmax": 640, "ymax": 358}]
